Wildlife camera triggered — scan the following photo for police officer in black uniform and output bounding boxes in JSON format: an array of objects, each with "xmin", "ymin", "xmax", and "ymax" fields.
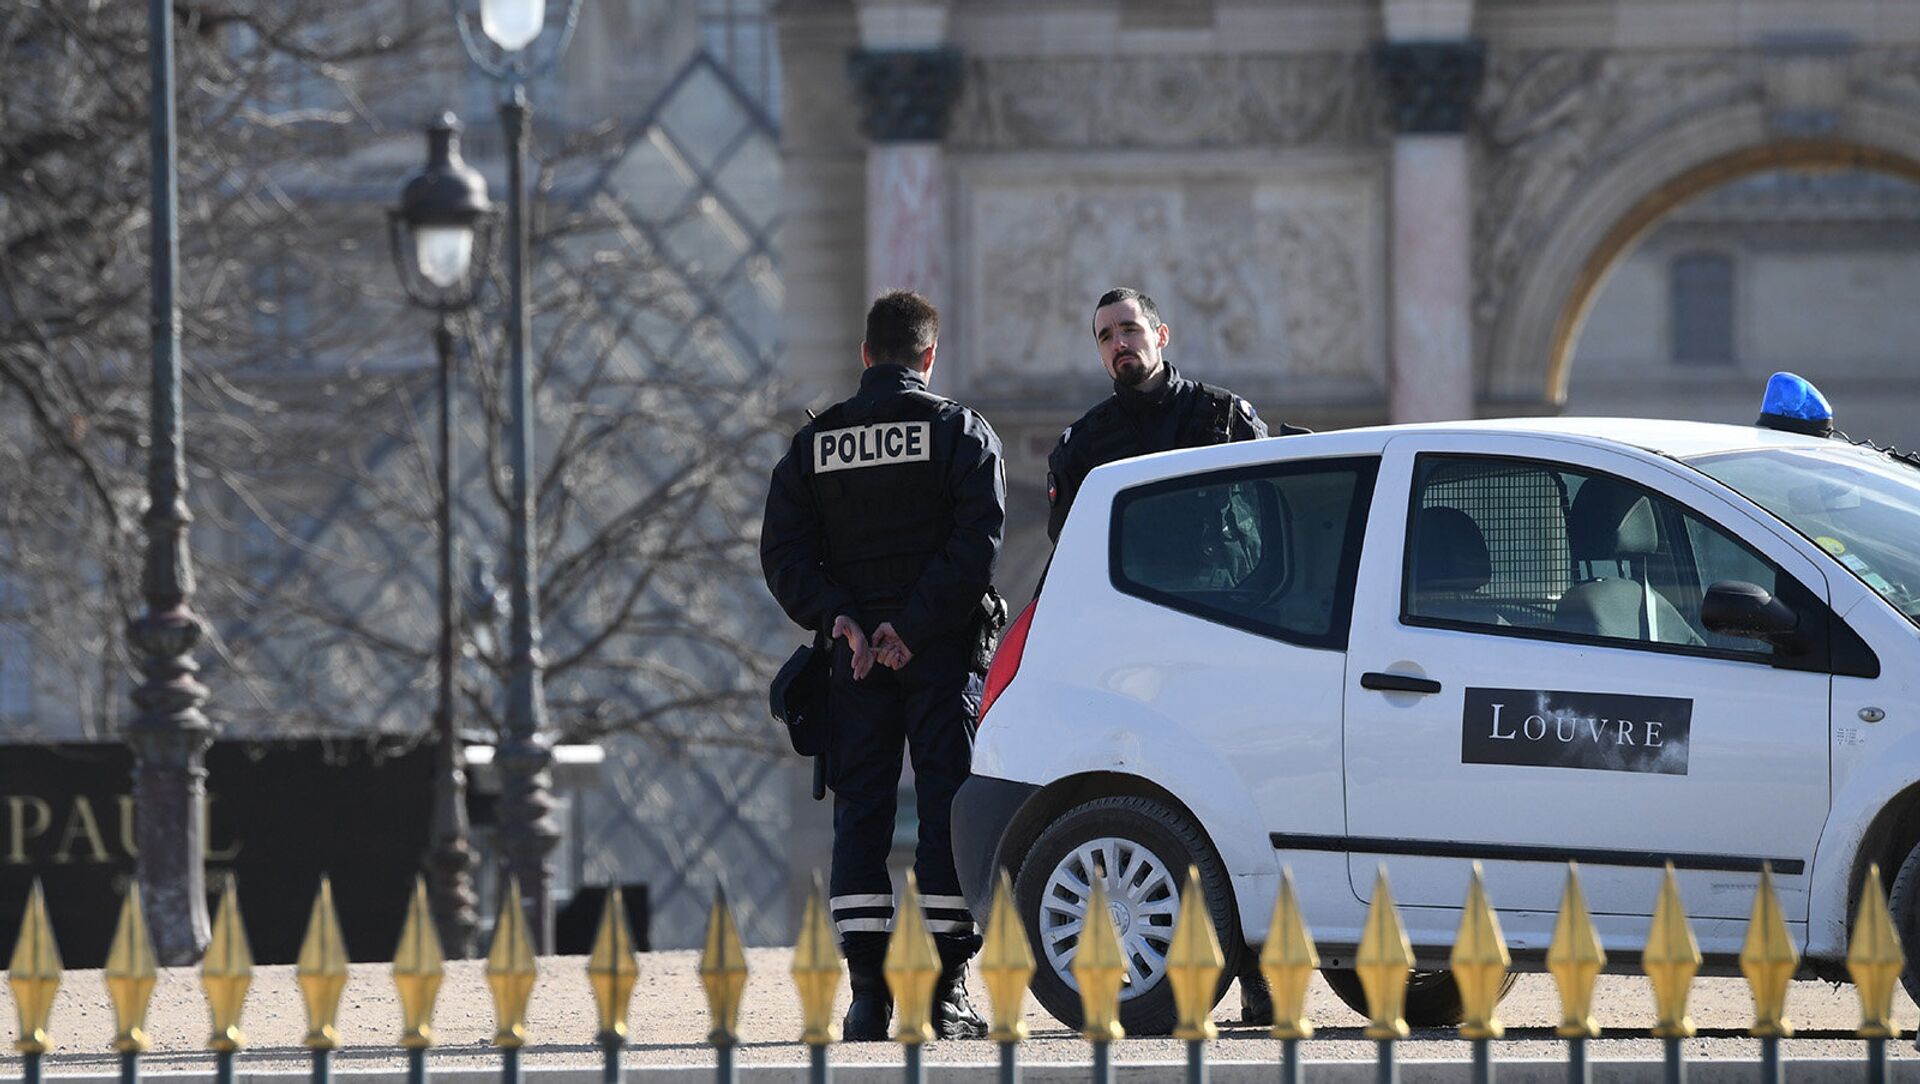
[
  {"xmin": 1045, "ymin": 286, "xmax": 1288, "ymax": 1023},
  {"xmin": 761, "ymin": 291, "xmax": 1006, "ymax": 1041},
  {"xmin": 1047, "ymin": 287, "xmax": 1275, "ymax": 542}
]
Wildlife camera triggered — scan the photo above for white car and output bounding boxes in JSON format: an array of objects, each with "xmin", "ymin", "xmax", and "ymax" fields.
[{"xmin": 952, "ymin": 376, "xmax": 1920, "ymax": 1034}]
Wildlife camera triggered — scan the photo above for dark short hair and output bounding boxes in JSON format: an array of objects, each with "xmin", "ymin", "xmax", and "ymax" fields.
[
  {"xmin": 1092, "ymin": 287, "xmax": 1162, "ymax": 333},
  {"xmin": 865, "ymin": 290, "xmax": 940, "ymax": 366}
]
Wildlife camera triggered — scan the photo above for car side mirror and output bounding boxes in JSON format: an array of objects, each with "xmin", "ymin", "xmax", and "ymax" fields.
[{"xmin": 1701, "ymin": 580, "xmax": 1798, "ymax": 641}]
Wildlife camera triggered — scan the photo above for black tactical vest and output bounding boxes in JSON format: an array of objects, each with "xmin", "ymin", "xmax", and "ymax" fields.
[
  {"xmin": 1065, "ymin": 381, "xmax": 1239, "ymax": 482},
  {"xmin": 807, "ymin": 390, "xmax": 954, "ymax": 613}
]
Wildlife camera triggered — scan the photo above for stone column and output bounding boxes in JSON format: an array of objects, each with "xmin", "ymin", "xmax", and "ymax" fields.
[
  {"xmin": 848, "ymin": 2, "xmax": 962, "ymax": 309},
  {"xmin": 778, "ymin": 0, "xmax": 868, "ymax": 398},
  {"xmin": 1377, "ymin": 1, "xmax": 1484, "ymax": 422}
]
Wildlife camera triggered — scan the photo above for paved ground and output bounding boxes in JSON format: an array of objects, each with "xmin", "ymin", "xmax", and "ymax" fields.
[{"xmin": 5, "ymin": 950, "xmax": 1918, "ymax": 1073}]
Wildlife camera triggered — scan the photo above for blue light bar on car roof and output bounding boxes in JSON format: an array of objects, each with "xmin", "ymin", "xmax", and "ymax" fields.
[{"xmin": 1756, "ymin": 371, "xmax": 1834, "ymax": 437}]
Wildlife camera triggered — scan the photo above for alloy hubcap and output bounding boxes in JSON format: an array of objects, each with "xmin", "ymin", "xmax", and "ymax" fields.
[{"xmin": 1038, "ymin": 837, "xmax": 1180, "ymax": 1000}]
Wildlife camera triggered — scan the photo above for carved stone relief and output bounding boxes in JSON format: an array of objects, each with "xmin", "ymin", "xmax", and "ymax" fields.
[
  {"xmin": 848, "ymin": 47, "xmax": 967, "ymax": 143},
  {"xmin": 964, "ymin": 170, "xmax": 1384, "ymax": 390},
  {"xmin": 1851, "ymin": 49, "xmax": 1920, "ymax": 111},
  {"xmin": 1472, "ymin": 50, "xmax": 1756, "ymax": 354},
  {"xmin": 1377, "ymin": 40, "xmax": 1488, "ymax": 134},
  {"xmin": 1473, "ymin": 46, "xmax": 1920, "ymax": 392},
  {"xmin": 948, "ymin": 54, "xmax": 1388, "ymax": 150}
]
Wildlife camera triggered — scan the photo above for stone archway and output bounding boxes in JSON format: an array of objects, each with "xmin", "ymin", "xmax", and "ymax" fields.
[
  {"xmin": 1545, "ymin": 138, "xmax": 1920, "ymax": 401},
  {"xmin": 1473, "ymin": 47, "xmax": 1920, "ymax": 411}
]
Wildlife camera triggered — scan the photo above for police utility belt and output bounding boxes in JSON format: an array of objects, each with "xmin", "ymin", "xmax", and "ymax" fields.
[{"xmin": 769, "ymin": 587, "xmax": 1008, "ymax": 759}]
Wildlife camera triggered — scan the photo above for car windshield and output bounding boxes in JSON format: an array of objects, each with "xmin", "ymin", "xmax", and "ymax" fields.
[{"xmin": 1690, "ymin": 443, "xmax": 1920, "ymax": 623}]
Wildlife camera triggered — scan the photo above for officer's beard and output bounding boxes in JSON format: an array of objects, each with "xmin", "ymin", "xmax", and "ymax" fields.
[
  {"xmin": 1111, "ymin": 353, "xmax": 1153, "ymax": 387},
  {"xmin": 1112, "ymin": 354, "xmax": 1166, "ymax": 390}
]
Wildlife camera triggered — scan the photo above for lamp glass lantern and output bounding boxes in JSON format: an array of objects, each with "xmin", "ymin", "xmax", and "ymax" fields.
[
  {"xmin": 480, "ymin": 0, "xmax": 545, "ymax": 51},
  {"xmin": 396, "ymin": 114, "xmax": 492, "ymax": 296},
  {"xmin": 416, "ymin": 227, "xmax": 475, "ymax": 289}
]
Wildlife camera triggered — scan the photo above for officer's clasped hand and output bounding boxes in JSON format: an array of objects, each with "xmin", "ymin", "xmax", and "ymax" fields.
[
  {"xmin": 871, "ymin": 622, "xmax": 913, "ymax": 671},
  {"xmin": 832, "ymin": 614, "xmax": 876, "ymax": 680}
]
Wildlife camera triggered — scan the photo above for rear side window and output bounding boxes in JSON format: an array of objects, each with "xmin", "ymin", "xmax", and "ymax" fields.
[{"xmin": 1110, "ymin": 457, "xmax": 1377, "ymax": 649}]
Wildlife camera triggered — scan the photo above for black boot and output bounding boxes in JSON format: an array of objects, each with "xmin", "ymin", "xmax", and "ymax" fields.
[
  {"xmin": 843, "ymin": 985, "xmax": 893, "ymax": 1042},
  {"xmin": 842, "ymin": 935, "xmax": 893, "ymax": 1042},
  {"xmin": 1238, "ymin": 963, "xmax": 1273, "ymax": 1027},
  {"xmin": 933, "ymin": 935, "xmax": 988, "ymax": 1040},
  {"xmin": 933, "ymin": 963, "xmax": 988, "ymax": 1039}
]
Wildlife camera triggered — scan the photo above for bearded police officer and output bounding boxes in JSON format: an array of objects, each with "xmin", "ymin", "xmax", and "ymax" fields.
[
  {"xmin": 762, "ymin": 290, "xmax": 1006, "ymax": 1041},
  {"xmin": 1044, "ymin": 286, "xmax": 1288, "ymax": 1023},
  {"xmin": 1047, "ymin": 287, "xmax": 1280, "ymax": 542}
]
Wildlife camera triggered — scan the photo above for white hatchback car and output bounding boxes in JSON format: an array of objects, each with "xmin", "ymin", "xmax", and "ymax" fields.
[{"xmin": 952, "ymin": 378, "xmax": 1920, "ymax": 1035}]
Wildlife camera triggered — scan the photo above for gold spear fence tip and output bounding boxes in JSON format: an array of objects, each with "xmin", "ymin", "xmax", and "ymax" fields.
[
  {"xmin": 1073, "ymin": 866, "xmax": 1127, "ymax": 1045},
  {"xmin": 393, "ymin": 876, "xmax": 446, "ymax": 1050},
  {"xmin": 1740, "ymin": 864, "xmax": 1798, "ymax": 1039},
  {"xmin": 1547, "ymin": 862, "xmax": 1606, "ymax": 1040},
  {"xmin": 1168, "ymin": 865, "xmax": 1223, "ymax": 1043},
  {"xmin": 1451, "ymin": 863, "xmax": 1510, "ymax": 1042},
  {"xmin": 1644, "ymin": 863, "xmax": 1701, "ymax": 1040},
  {"xmin": 1261, "ymin": 867, "xmax": 1319, "ymax": 1041},
  {"xmin": 1848, "ymin": 863, "xmax": 1904, "ymax": 1040},
  {"xmin": 699, "ymin": 884, "xmax": 748, "ymax": 1048},
  {"xmin": 9, "ymin": 879, "xmax": 62, "ymax": 1055},
  {"xmin": 296, "ymin": 875, "xmax": 350, "ymax": 1051},
  {"xmin": 486, "ymin": 877, "xmax": 538, "ymax": 1049},
  {"xmin": 979, "ymin": 868, "xmax": 1035, "ymax": 1044},
  {"xmin": 1356, "ymin": 866, "xmax": 1413, "ymax": 1041},
  {"xmin": 202, "ymin": 873, "xmax": 254, "ymax": 1053},
  {"xmin": 588, "ymin": 887, "xmax": 639, "ymax": 1044},
  {"xmin": 791, "ymin": 873, "xmax": 842, "ymax": 1046},
  {"xmin": 105, "ymin": 882, "xmax": 157, "ymax": 1054},
  {"xmin": 886, "ymin": 872, "xmax": 941, "ymax": 1046}
]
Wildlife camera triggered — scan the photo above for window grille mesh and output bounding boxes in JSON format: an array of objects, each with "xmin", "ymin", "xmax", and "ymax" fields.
[{"xmin": 1418, "ymin": 459, "xmax": 1572, "ymax": 624}]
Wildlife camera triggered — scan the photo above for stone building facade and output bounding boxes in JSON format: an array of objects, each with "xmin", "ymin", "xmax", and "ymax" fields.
[
  {"xmin": 778, "ymin": 0, "xmax": 1920, "ymax": 598},
  {"xmin": 1572, "ymin": 169, "xmax": 1920, "ymax": 439}
]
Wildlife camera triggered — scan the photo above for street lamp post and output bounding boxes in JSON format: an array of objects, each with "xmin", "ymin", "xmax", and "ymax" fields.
[
  {"xmin": 130, "ymin": 0, "xmax": 214, "ymax": 966},
  {"xmin": 446, "ymin": 0, "xmax": 586, "ymax": 951},
  {"xmin": 388, "ymin": 113, "xmax": 498, "ymax": 959}
]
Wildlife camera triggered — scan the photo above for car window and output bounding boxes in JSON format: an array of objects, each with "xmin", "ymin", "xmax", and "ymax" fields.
[
  {"xmin": 1111, "ymin": 458, "xmax": 1377, "ymax": 649},
  {"xmin": 1679, "ymin": 513, "xmax": 1782, "ymax": 653},
  {"xmin": 1409, "ymin": 457, "xmax": 1570, "ymax": 630},
  {"xmin": 1405, "ymin": 455, "xmax": 1777, "ymax": 659},
  {"xmin": 1691, "ymin": 444, "xmax": 1920, "ymax": 625}
]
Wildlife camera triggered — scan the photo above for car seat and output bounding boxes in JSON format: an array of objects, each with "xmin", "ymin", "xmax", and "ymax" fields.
[
  {"xmin": 1410, "ymin": 507, "xmax": 1508, "ymax": 626},
  {"xmin": 1554, "ymin": 480, "xmax": 1702, "ymax": 645}
]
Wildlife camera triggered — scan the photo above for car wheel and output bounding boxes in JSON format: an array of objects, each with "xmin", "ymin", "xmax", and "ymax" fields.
[
  {"xmin": 1320, "ymin": 968, "xmax": 1519, "ymax": 1029},
  {"xmin": 1886, "ymin": 838, "xmax": 1920, "ymax": 1004},
  {"xmin": 1012, "ymin": 794, "xmax": 1244, "ymax": 1036}
]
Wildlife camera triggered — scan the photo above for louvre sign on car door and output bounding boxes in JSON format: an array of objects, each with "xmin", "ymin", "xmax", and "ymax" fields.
[{"xmin": 1461, "ymin": 687, "xmax": 1693, "ymax": 775}]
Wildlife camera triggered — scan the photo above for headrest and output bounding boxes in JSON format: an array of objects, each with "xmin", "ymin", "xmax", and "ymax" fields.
[
  {"xmin": 1413, "ymin": 507, "xmax": 1491, "ymax": 594},
  {"xmin": 1568, "ymin": 478, "xmax": 1659, "ymax": 562}
]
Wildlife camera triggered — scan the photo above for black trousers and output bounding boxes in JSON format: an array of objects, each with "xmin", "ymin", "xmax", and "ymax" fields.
[{"xmin": 825, "ymin": 634, "xmax": 982, "ymax": 980}]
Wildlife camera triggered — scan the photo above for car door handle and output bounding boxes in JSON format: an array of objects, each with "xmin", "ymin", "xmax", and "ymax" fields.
[{"xmin": 1360, "ymin": 671, "xmax": 1442, "ymax": 695}]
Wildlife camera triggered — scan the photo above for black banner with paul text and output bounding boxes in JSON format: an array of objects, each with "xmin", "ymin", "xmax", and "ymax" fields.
[{"xmin": 0, "ymin": 739, "xmax": 434, "ymax": 967}]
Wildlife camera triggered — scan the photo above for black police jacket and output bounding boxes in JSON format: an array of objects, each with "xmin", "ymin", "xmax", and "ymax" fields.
[
  {"xmin": 1046, "ymin": 362, "xmax": 1269, "ymax": 541},
  {"xmin": 761, "ymin": 364, "xmax": 1006, "ymax": 653}
]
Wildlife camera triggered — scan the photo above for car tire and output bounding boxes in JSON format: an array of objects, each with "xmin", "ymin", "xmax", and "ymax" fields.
[
  {"xmin": 1320, "ymin": 968, "xmax": 1519, "ymax": 1029},
  {"xmin": 1886, "ymin": 838, "xmax": 1920, "ymax": 1005},
  {"xmin": 1012, "ymin": 794, "xmax": 1245, "ymax": 1036}
]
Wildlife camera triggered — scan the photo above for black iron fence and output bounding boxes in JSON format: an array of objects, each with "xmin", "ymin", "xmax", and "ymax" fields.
[{"xmin": 5, "ymin": 860, "xmax": 1908, "ymax": 1084}]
